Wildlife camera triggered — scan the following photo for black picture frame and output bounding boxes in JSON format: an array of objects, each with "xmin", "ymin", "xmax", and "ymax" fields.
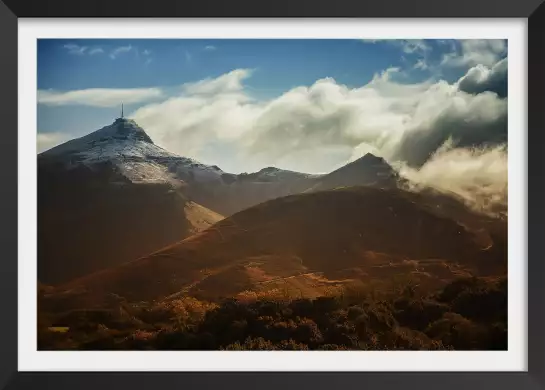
[{"xmin": 1, "ymin": 0, "xmax": 543, "ymax": 389}]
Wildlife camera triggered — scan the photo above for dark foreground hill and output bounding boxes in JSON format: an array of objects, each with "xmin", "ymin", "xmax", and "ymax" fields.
[{"xmin": 38, "ymin": 158, "xmax": 223, "ymax": 285}]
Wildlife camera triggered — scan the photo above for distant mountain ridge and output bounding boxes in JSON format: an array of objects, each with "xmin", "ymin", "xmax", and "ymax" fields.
[
  {"xmin": 38, "ymin": 118, "xmax": 404, "ymax": 284},
  {"xmin": 40, "ymin": 118, "xmax": 402, "ymax": 215}
]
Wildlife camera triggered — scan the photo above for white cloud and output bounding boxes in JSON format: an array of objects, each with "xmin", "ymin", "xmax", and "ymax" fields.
[
  {"xmin": 348, "ymin": 142, "xmax": 383, "ymax": 162},
  {"xmin": 142, "ymin": 49, "xmax": 151, "ymax": 56},
  {"xmin": 110, "ymin": 45, "xmax": 133, "ymax": 59},
  {"xmin": 38, "ymin": 88, "xmax": 163, "ymax": 107},
  {"xmin": 37, "ymin": 132, "xmax": 71, "ymax": 153},
  {"xmin": 203, "ymin": 45, "xmax": 217, "ymax": 51},
  {"xmin": 182, "ymin": 69, "xmax": 253, "ymax": 95},
  {"xmin": 88, "ymin": 47, "xmax": 104, "ymax": 55},
  {"xmin": 398, "ymin": 141, "xmax": 507, "ymax": 214},
  {"xmin": 63, "ymin": 44, "xmax": 106, "ymax": 56},
  {"xmin": 364, "ymin": 39, "xmax": 507, "ymax": 78},
  {"xmin": 413, "ymin": 58, "xmax": 429, "ymax": 70},
  {"xmin": 371, "ymin": 66, "xmax": 403, "ymax": 82},
  {"xmin": 399, "ymin": 39, "xmax": 431, "ymax": 55},
  {"xmin": 63, "ymin": 43, "xmax": 87, "ymax": 55},
  {"xmin": 457, "ymin": 57, "xmax": 508, "ymax": 97},
  {"xmin": 441, "ymin": 39, "xmax": 506, "ymax": 68},
  {"xmin": 363, "ymin": 39, "xmax": 433, "ymax": 75},
  {"xmin": 131, "ymin": 67, "xmax": 506, "ymax": 177},
  {"xmin": 362, "ymin": 39, "xmax": 431, "ymax": 56}
]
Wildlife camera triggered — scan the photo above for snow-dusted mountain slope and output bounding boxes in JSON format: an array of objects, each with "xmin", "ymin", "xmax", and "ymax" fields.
[
  {"xmin": 42, "ymin": 118, "xmax": 172, "ymax": 160},
  {"xmin": 39, "ymin": 117, "xmax": 402, "ymax": 215},
  {"xmin": 40, "ymin": 118, "xmax": 225, "ymax": 184},
  {"xmin": 237, "ymin": 166, "xmax": 322, "ymax": 182}
]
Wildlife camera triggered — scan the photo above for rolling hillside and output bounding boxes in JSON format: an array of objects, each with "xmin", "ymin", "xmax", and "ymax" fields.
[{"xmin": 41, "ymin": 186, "xmax": 506, "ymax": 311}]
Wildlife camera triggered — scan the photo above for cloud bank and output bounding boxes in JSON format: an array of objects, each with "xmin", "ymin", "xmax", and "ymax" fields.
[
  {"xmin": 128, "ymin": 63, "xmax": 507, "ymax": 213},
  {"xmin": 397, "ymin": 141, "xmax": 507, "ymax": 215},
  {"xmin": 441, "ymin": 39, "xmax": 506, "ymax": 68},
  {"xmin": 131, "ymin": 65, "xmax": 506, "ymax": 169},
  {"xmin": 38, "ymin": 88, "xmax": 163, "ymax": 107},
  {"xmin": 457, "ymin": 57, "xmax": 508, "ymax": 98}
]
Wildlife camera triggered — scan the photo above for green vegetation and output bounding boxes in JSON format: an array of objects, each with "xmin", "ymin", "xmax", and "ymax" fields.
[
  {"xmin": 47, "ymin": 326, "xmax": 70, "ymax": 333},
  {"xmin": 38, "ymin": 276, "xmax": 506, "ymax": 351}
]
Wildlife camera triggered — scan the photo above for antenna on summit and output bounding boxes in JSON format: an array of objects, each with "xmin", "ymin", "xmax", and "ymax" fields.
[{"xmin": 121, "ymin": 103, "xmax": 124, "ymax": 118}]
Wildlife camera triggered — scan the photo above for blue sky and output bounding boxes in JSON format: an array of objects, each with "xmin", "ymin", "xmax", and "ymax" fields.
[
  {"xmin": 39, "ymin": 39, "xmax": 454, "ymax": 91},
  {"xmin": 37, "ymin": 39, "xmax": 508, "ymax": 174}
]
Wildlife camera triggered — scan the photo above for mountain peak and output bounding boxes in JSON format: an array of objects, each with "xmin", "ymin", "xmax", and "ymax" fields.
[
  {"xmin": 353, "ymin": 153, "xmax": 388, "ymax": 166},
  {"xmin": 259, "ymin": 167, "xmax": 281, "ymax": 173},
  {"xmin": 109, "ymin": 117, "xmax": 154, "ymax": 144},
  {"xmin": 307, "ymin": 152, "xmax": 398, "ymax": 192},
  {"xmin": 38, "ymin": 118, "xmax": 229, "ymax": 185},
  {"xmin": 39, "ymin": 118, "xmax": 177, "ymax": 164},
  {"xmin": 332, "ymin": 153, "xmax": 393, "ymax": 175}
]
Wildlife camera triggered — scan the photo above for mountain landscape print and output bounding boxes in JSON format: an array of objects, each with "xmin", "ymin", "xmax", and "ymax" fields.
[{"xmin": 37, "ymin": 39, "xmax": 508, "ymax": 351}]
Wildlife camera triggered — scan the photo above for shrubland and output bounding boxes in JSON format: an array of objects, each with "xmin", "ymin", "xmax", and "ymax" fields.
[{"xmin": 38, "ymin": 276, "xmax": 506, "ymax": 351}]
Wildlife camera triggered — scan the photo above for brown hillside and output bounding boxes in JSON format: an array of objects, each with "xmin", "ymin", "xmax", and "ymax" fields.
[
  {"xmin": 38, "ymin": 161, "xmax": 223, "ymax": 285},
  {"xmin": 44, "ymin": 186, "xmax": 506, "ymax": 310}
]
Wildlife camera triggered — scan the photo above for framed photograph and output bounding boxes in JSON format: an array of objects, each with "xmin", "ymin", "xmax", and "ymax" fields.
[{"xmin": 0, "ymin": 0, "xmax": 543, "ymax": 388}]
